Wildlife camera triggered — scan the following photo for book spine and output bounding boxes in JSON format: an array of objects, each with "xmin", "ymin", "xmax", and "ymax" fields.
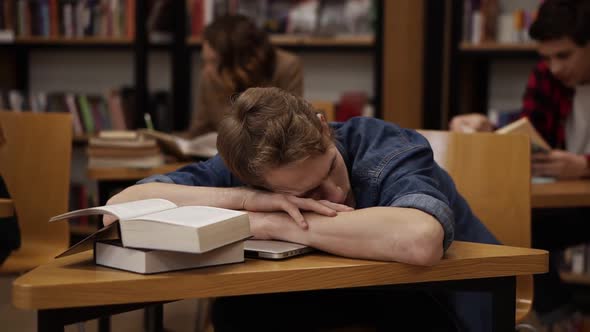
[{"xmin": 77, "ymin": 94, "xmax": 95, "ymax": 134}]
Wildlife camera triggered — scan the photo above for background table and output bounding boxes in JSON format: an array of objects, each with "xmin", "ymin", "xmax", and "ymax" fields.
[
  {"xmin": 532, "ymin": 180, "xmax": 590, "ymax": 209},
  {"xmin": 87, "ymin": 162, "xmax": 191, "ymax": 206}
]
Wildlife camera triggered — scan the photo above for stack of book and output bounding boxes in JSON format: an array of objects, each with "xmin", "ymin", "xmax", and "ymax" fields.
[
  {"xmin": 87, "ymin": 130, "xmax": 165, "ymax": 168},
  {"xmin": 50, "ymin": 198, "xmax": 251, "ymax": 274}
]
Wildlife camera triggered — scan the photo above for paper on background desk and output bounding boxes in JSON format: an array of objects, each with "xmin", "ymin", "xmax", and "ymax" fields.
[{"xmin": 532, "ymin": 177, "xmax": 557, "ymax": 184}]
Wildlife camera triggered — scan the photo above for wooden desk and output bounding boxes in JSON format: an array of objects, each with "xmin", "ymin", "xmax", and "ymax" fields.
[
  {"xmin": 87, "ymin": 162, "xmax": 190, "ymax": 181},
  {"xmin": 0, "ymin": 198, "xmax": 14, "ymax": 218},
  {"xmin": 87, "ymin": 162, "xmax": 191, "ymax": 206},
  {"xmin": 532, "ymin": 180, "xmax": 590, "ymax": 208},
  {"xmin": 13, "ymin": 241, "xmax": 547, "ymax": 332}
]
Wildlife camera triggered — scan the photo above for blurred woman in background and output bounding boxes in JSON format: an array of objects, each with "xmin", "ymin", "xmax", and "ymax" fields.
[{"xmin": 186, "ymin": 15, "xmax": 303, "ymax": 138}]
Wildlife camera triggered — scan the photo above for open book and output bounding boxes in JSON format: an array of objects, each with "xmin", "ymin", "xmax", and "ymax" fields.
[
  {"xmin": 139, "ymin": 129, "xmax": 218, "ymax": 159},
  {"xmin": 495, "ymin": 117, "xmax": 551, "ymax": 153},
  {"xmin": 95, "ymin": 239, "xmax": 244, "ymax": 274},
  {"xmin": 50, "ymin": 199, "xmax": 251, "ymax": 254}
]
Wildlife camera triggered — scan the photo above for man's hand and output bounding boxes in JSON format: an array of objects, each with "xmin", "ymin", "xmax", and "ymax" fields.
[
  {"xmin": 247, "ymin": 211, "xmax": 292, "ymax": 240},
  {"xmin": 532, "ymin": 150, "xmax": 590, "ymax": 179},
  {"xmin": 242, "ymin": 189, "xmax": 353, "ymax": 229},
  {"xmin": 449, "ymin": 113, "xmax": 494, "ymax": 132}
]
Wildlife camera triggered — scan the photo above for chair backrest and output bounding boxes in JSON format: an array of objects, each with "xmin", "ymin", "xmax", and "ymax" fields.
[
  {"xmin": 0, "ymin": 112, "xmax": 72, "ymax": 252},
  {"xmin": 418, "ymin": 130, "xmax": 531, "ymax": 247}
]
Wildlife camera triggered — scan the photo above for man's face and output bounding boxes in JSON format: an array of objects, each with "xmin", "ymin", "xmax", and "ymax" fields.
[
  {"xmin": 538, "ymin": 37, "xmax": 590, "ymax": 87},
  {"xmin": 262, "ymin": 144, "xmax": 354, "ymax": 207}
]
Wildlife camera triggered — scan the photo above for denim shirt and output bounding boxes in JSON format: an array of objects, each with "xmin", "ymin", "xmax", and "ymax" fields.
[{"xmin": 140, "ymin": 117, "xmax": 498, "ymax": 251}]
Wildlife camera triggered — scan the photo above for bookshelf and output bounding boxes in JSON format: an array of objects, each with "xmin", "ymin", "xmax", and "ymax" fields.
[{"xmin": 443, "ymin": 1, "xmax": 542, "ymax": 120}]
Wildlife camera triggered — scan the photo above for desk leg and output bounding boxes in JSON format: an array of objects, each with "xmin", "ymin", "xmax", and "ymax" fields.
[
  {"xmin": 144, "ymin": 304, "xmax": 164, "ymax": 332},
  {"xmin": 98, "ymin": 316, "xmax": 111, "ymax": 332},
  {"xmin": 36, "ymin": 301, "xmax": 170, "ymax": 332},
  {"xmin": 489, "ymin": 276, "xmax": 516, "ymax": 332}
]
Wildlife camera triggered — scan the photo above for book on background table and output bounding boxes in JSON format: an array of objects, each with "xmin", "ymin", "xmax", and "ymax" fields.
[
  {"xmin": 94, "ymin": 239, "xmax": 245, "ymax": 274},
  {"xmin": 495, "ymin": 117, "xmax": 551, "ymax": 153},
  {"xmin": 139, "ymin": 129, "xmax": 218, "ymax": 159},
  {"xmin": 50, "ymin": 198, "xmax": 251, "ymax": 254}
]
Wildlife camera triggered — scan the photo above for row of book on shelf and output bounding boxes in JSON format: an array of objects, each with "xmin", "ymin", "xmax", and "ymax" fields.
[
  {"xmin": 462, "ymin": 0, "xmax": 541, "ymax": 45},
  {"xmin": 0, "ymin": 0, "xmax": 375, "ymax": 42},
  {"xmin": 187, "ymin": 0, "xmax": 375, "ymax": 38},
  {"xmin": 0, "ymin": 88, "xmax": 174, "ymax": 135},
  {"xmin": 0, "ymin": 0, "xmax": 135, "ymax": 41}
]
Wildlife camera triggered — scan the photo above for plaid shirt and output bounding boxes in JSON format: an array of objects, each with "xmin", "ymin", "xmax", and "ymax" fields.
[
  {"xmin": 520, "ymin": 61, "xmax": 590, "ymax": 165},
  {"xmin": 521, "ymin": 61, "xmax": 575, "ymax": 150}
]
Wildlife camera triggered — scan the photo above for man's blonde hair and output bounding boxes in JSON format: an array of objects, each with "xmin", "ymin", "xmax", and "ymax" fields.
[{"xmin": 217, "ymin": 87, "xmax": 332, "ymax": 187}]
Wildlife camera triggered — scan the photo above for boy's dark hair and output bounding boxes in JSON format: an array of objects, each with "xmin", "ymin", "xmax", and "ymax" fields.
[{"xmin": 529, "ymin": 0, "xmax": 590, "ymax": 46}]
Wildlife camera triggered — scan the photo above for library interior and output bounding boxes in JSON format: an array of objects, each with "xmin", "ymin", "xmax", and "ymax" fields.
[{"xmin": 1, "ymin": 0, "xmax": 590, "ymax": 331}]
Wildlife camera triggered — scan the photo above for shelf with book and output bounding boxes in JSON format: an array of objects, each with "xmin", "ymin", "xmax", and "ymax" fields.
[{"xmin": 445, "ymin": 0, "xmax": 543, "ymax": 118}]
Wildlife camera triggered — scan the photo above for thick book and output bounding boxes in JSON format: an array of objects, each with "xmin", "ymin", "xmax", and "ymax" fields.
[
  {"xmin": 139, "ymin": 129, "xmax": 218, "ymax": 159},
  {"xmin": 94, "ymin": 239, "xmax": 244, "ymax": 274},
  {"xmin": 495, "ymin": 117, "xmax": 551, "ymax": 153},
  {"xmin": 50, "ymin": 198, "xmax": 251, "ymax": 253}
]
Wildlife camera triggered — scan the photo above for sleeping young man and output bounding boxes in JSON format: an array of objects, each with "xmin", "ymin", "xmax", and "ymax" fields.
[{"xmin": 107, "ymin": 87, "xmax": 498, "ymax": 331}]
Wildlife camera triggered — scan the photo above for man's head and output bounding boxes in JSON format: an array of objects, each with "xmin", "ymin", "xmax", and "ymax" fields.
[
  {"xmin": 530, "ymin": 0, "xmax": 590, "ymax": 86},
  {"xmin": 217, "ymin": 87, "xmax": 353, "ymax": 206}
]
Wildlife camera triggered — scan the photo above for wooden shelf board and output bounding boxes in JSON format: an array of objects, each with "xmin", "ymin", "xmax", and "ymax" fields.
[
  {"xmin": 460, "ymin": 42, "xmax": 538, "ymax": 52},
  {"xmin": 188, "ymin": 35, "xmax": 374, "ymax": 47},
  {"xmin": 15, "ymin": 37, "xmax": 133, "ymax": 45}
]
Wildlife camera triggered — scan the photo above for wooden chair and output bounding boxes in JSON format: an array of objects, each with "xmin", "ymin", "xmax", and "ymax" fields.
[
  {"xmin": 418, "ymin": 130, "xmax": 534, "ymax": 326},
  {"xmin": 0, "ymin": 111, "xmax": 72, "ymax": 274}
]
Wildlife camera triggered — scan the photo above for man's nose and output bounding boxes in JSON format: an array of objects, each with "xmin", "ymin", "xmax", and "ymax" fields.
[
  {"xmin": 320, "ymin": 180, "xmax": 344, "ymax": 203},
  {"xmin": 550, "ymin": 60, "xmax": 564, "ymax": 77}
]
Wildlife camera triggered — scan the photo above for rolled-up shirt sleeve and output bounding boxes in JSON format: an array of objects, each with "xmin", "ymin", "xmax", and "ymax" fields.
[{"xmin": 378, "ymin": 144, "xmax": 455, "ymax": 252}]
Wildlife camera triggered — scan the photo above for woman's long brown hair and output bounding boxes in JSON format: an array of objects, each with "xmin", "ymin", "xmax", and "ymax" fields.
[{"xmin": 203, "ymin": 15, "xmax": 276, "ymax": 93}]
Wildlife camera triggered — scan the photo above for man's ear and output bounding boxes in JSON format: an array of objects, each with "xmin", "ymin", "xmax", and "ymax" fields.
[
  {"xmin": 316, "ymin": 112, "xmax": 326, "ymax": 122},
  {"xmin": 316, "ymin": 112, "xmax": 329, "ymax": 132}
]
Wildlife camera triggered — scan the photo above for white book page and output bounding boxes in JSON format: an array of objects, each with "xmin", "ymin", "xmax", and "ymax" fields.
[
  {"xmin": 50, "ymin": 199, "xmax": 177, "ymax": 222},
  {"xmin": 136, "ymin": 206, "xmax": 246, "ymax": 227},
  {"xmin": 174, "ymin": 132, "xmax": 218, "ymax": 157}
]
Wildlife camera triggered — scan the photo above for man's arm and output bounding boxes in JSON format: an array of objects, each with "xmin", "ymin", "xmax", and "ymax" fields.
[
  {"xmin": 105, "ymin": 182, "xmax": 352, "ymax": 226},
  {"xmin": 251, "ymin": 207, "xmax": 444, "ymax": 266}
]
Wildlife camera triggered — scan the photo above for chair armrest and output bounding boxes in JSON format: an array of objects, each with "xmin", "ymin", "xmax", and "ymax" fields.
[{"xmin": 0, "ymin": 198, "xmax": 14, "ymax": 218}]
